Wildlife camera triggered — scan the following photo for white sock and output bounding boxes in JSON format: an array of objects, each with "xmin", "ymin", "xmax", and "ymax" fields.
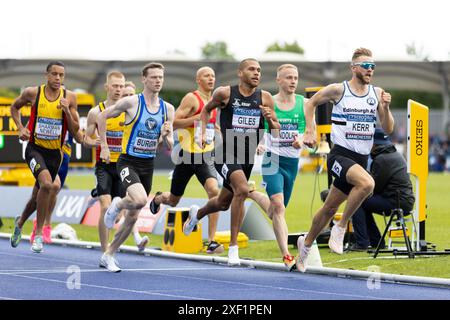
[{"xmin": 133, "ymin": 232, "xmax": 142, "ymax": 244}]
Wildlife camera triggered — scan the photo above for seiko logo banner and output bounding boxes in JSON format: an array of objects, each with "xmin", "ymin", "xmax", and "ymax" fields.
[{"xmin": 415, "ymin": 120, "xmax": 423, "ymax": 156}]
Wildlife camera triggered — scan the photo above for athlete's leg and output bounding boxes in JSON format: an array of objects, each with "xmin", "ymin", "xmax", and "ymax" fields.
[
  {"xmin": 17, "ymin": 184, "xmax": 39, "ymax": 229},
  {"xmin": 45, "ymin": 176, "xmax": 61, "ymax": 225},
  {"xmin": 304, "ymin": 184, "xmax": 348, "ymax": 247},
  {"xmin": 268, "ymin": 193, "xmax": 291, "ymax": 256},
  {"xmin": 247, "ymin": 190, "xmax": 270, "ymax": 213},
  {"xmin": 203, "ymin": 177, "xmax": 220, "ymax": 242},
  {"xmin": 152, "ymin": 163, "xmax": 193, "ymax": 208},
  {"xmin": 35, "ymin": 170, "xmax": 59, "ymax": 236},
  {"xmin": 196, "ymin": 187, "xmax": 233, "ymax": 220},
  {"xmin": 106, "ymin": 183, "xmax": 148, "ymax": 254},
  {"xmin": 115, "ymin": 183, "xmax": 148, "ymax": 211},
  {"xmin": 98, "ymin": 194, "xmax": 112, "ymax": 252},
  {"xmin": 154, "ymin": 192, "xmax": 181, "ymax": 207},
  {"xmin": 227, "ymin": 170, "xmax": 250, "ymax": 246},
  {"xmin": 338, "ymin": 164, "xmax": 375, "ymax": 227}
]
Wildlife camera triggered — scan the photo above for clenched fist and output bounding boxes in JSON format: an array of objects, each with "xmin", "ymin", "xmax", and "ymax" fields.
[
  {"xmin": 100, "ymin": 145, "xmax": 111, "ymax": 164},
  {"xmin": 380, "ymin": 90, "xmax": 391, "ymax": 109},
  {"xmin": 19, "ymin": 127, "xmax": 31, "ymax": 141},
  {"xmin": 259, "ymin": 105, "xmax": 272, "ymax": 120},
  {"xmin": 161, "ymin": 121, "xmax": 172, "ymax": 138},
  {"xmin": 302, "ymin": 130, "xmax": 316, "ymax": 149},
  {"xmin": 57, "ymin": 97, "xmax": 70, "ymax": 113}
]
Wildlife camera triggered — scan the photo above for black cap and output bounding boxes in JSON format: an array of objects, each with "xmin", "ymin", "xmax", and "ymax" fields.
[{"xmin": 373, "ymin": 128, "xmax": 392, "ymax": 145}]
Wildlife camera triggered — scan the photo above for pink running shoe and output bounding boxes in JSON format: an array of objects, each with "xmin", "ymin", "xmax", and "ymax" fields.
[
  {"xmin": 43, "ymin": 225, "xmax": 52, "ymax": 244},
  {"xmin": 30, "ymin": 218, "xmax": 37, "ymax": 244}
]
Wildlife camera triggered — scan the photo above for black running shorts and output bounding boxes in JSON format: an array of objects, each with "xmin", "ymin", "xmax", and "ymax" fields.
[
  {"xmin": 327, "ymin": 144, "xmax": 369, "ymax": 195},
  {"xmin": 25, "ymin": 143, "xmax": 62, "ymax": 181},
  {"xmin": 116, "ymin": 154, "xmax": 155, "ymax": 195},
  {"xmin": 214, "ymin": 159, "xmax": 253, "ymax": 193},
  {"xmin": 95, "ymin": 162, "xmax": 126, "ymax": 198}
]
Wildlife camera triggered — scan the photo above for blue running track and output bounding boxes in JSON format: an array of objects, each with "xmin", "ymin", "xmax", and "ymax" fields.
[{"xmin": 0, "ymin": 238, "xmax": 449, "ymax": 301}]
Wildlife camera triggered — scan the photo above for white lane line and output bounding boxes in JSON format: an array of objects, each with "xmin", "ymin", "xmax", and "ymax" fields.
[
  {"xmin": 0, "ymin": 267, "xmax": 238, "ymax": 276},
  {"xmin": 0, "ymin": 251, "xmax": 94, "ymax": 268},
  {"xmin": 134, "ymin": 269, "xmax": 396, "ymax": 300},
  {"xmin": 0, "ymin": 296, "xmax": 19, "ymax": 300},
  {"xmin": 3, "ymin": 273, "xmax": 208, "ymax": 300}
]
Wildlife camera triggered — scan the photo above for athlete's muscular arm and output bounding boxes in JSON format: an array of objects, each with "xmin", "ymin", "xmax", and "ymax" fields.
[
  {"xmin": 173, "ymin": 93, "xmax": 198, "ymax": 130},
  {"xmin": 162, "ymin": 103, "xmax": 175, "ymax": 150},
  {"xmin": 303, "ymin": 83, "xmax": 343, "ymax": 148},
  {"xmin": 261, "ymin": 91, "xmax": 280, "ymax": 132},
  {"xmin": 72, "ymin": 111, "xmax": 92, "ymax": 145},
  {"xmin": 199, "ymin": 86, "xmax": 229, "ymax": 147},
  {"xmin": 10, "ymin": 87, "xmax": 37, "ymax": 141},
  {"xmin": 291, "ymin": 97, "xmax": 309, "ymax": 149},
  {"xmin": 60, "ymin": 91, "xmax": 80, "ymax": 137},
  {"xmin": 97, "ymin": 96, "xmax": 134, "ymax": 163},
  {"xmin": 83, "ymin": 107, "xmax": 101, "ymax": 148},
  {"xmin": 375, "ymin": 87, "xmax": 394, "ymax": 134}
]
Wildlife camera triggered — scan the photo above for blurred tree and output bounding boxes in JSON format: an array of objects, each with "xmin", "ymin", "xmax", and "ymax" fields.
[
  {"xmin": 406, "ymin": 41, "xmax": 429, "ymax": 61},
  {"xmin": 160, "ymin": 89, "xmax": 187, "ymax": 108},
  {"xmin": 266, "ymin": 41, "xmax": 304, "ymax": 55},
  {"xmin": 201, "ymin": 41, "xmax": 235, "ymax": 60},
  {"xmin": 388, "ymin": 89, "xmax": 442, "ymax": 109},
  {"xmin": 0, "ymin": 87, "xmax": 20, "ymax": 98}
]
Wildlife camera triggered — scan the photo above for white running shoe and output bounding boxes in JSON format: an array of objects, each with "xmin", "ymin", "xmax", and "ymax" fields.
[
  {"xmin": 183, "ymin": 205, "xmax": 199, "ymax": 236},
  {"xmin": 100, "ymin": 253, "xmax": 121, "ymax": 273},
  {"xmin": 137, "ymin": 235, "xmax": 149, "ymax": 252},
  {"xmin": 296, "ymin": 235, "xmax": 310, "ymax": 273},
  {"xmin": 227, "ymin": 245, "xmax": 240, "ymax": 266},
  {"xmin": 329, "ymin": 224, "xmax": 346, "ymax": 254},
  {"xmin": 31, "ymin": 235, "xmax": 44, "ymax": 253},
  {"xmin": 104, "ymin": 197, "xmax": 121, "ymax": 229}
]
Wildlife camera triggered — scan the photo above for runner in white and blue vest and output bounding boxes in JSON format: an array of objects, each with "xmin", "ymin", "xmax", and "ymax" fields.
[{"xmin": 296, "ymin": 48, "xmax": 395, "ymax": 272}]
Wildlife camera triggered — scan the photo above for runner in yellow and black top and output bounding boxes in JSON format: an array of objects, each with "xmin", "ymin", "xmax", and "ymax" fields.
[
  {"xmin": 10, "ymin": 61, "xmax": 79, "ymax": 253},
  {"xmin": 149, "ymin": 67, "xmax": 224, "ymax": 254},
  {"xmin": 10, "ymin": 117, "xmax": 98, "ymax": 249},
  {"xmin": 84, "ymin": 71, "xmax": 126, "ymax": 254}
]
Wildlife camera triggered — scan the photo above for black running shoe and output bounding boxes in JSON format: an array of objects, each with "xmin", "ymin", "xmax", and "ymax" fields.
[
  {"xmin": 149, "ymin": 192, "xmax": 162, "ymax": 214},
  {"xmin": 206, "ymin": 240, "xmax": 224, "ymax": 254}
]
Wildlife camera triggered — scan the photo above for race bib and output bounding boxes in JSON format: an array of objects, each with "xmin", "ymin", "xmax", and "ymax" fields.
[
  {"xmin": 345, "ymin": 113, "xmax": 375, "ymax": 141},
  {"xmin": 274, "ymin": 123, "xmax": 298, "ymax": 147},
  {"xmin": 232, "ymin": 107, "xmax": 260, "ymax": 132},
  {"xmin": 106, "ymin": 130, "xmax": 123, "ymax": 153},
  {"xmin": 132, "ymin": 130, "xmax": 158, "ymax": 155},
  {"xmin": 35, "ymin": 117, "xmax": 62, "ymax": 140},
  {"xmin": 205, "ymin": 124, "xmax": 215, "ymax": 144}
]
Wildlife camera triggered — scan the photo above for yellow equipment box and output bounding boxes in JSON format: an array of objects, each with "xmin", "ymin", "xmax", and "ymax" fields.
[
  {"xmin": 333, "ymin": 212, "xmax": 353, "ymax": 233},
  {"xmin": 162, "ymin": 207, "xmax": 203, "ymax": 254},
  {"xmin": 0, "ymin": 168, "xmax": 35, "ymax": 186},
  {"xmin": 389, "ymin": 227, "xmax": 411, "ymax": 238},
  {"xmin": 214, "ymin": 231, "xmax": 249, "ymax": 250}
]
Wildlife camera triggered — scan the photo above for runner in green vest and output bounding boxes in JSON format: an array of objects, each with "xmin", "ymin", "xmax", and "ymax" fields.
[{"xmin": 250, "ymin": 64, "xmax": 307, "ymax": 271}]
